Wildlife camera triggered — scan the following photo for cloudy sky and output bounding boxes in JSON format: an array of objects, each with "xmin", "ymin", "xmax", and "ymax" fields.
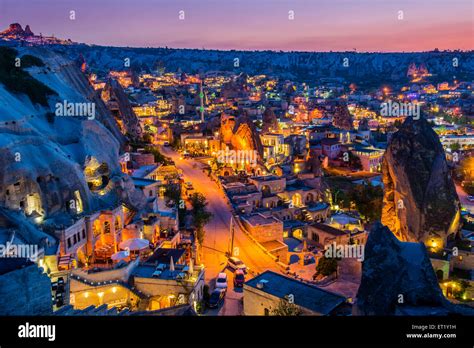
[{"xmin": 1, "ymin": 0, "xmax": 472, "ymax": 51}]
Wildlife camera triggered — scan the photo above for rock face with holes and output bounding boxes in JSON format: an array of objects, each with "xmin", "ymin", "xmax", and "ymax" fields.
[
  {"xmin": 381, "ymin": 117, "xmax": 460, "ymax": 245},
  {"xmin": 0, "ymin": 46, "xmax": 146, "ymax": 224},
  {"xmin": 354, "ymin": 223, "xmax": 473, "ymax": 316}
]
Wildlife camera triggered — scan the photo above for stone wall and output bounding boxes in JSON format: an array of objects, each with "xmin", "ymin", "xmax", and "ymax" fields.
[
  {"xmin": 243, "ymin": 284, "xmax": 314, "ymax": 316},
  {"xmin": 240, "ymin": 216, "xmax": 283, "ymax": 243},
  {"xmin": 452, "ymin": 250, "xmax": 474, "ymax": 271}
]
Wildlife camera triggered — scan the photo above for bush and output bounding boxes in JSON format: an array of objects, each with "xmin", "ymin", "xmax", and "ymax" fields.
[
  {"xmin": 270, "ymin": 299, "xmax": 302, "ymax": 316},
  {"xmin": 315, "ymin": 255, "xmax": 338, "ymax": 276},
  {"xmin": 144, "ymin": 146, "xmax": 173, "ymax": 165},
  {"xmin": 195, "ymin": 301, "xmax": 205, "ymax": 314},
  {"xmin": 21, "ymin": 54, "xmax": 45, "ymax": 68},
  {"xmin": 348, "ymin": 183, "xmax": 383, "ymax": 222},
  {"xmin": 0, "ymin": 47, "xmax": 57, "ymax": 106}
]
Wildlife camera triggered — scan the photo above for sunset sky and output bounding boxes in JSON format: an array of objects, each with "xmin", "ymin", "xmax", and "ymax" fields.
[{"xmin": 0, "ymin": 0, "xmax": 472, "ymax": 52}]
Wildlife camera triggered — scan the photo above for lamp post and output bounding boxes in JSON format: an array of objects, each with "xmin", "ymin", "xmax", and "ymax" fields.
[
  {"xmin": 333, "ymin": 189, "xmax": 341, "ymax": 211},
  {"xmin": 228, "ymin": 216, "xmax": 235, "ymax": 257}
]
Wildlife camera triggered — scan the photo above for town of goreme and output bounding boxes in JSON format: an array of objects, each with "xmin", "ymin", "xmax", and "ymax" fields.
[{"xmin": 0, "ymin": 1, "xmax": 473, "ymax": 320}]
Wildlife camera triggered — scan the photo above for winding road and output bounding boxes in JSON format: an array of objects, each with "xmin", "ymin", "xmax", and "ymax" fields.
[{"xmin": 159, "ymin": 145, "xmax": 280, "ymax": 315}]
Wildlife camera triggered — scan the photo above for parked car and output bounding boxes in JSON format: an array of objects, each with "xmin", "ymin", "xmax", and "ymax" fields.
[
  {"xmin": 57, "ymin": 277, "xmax": 65, "ymax": 286},
  {"xmin": 227, "ymin": 257, "xmax": 247, "ymax": 273},
  {"xmin": 55, "ymin": 292, "xmax": 64, "ymax": 305},
  {"xmin": 233, "ymin": 269, "xmax": 245, "ymax": 287},
  {"xmin": 215, "ymin": 272, "xmax": 228, "ymax": 290},
  {"xmin": 163, "ymin": 141, "xmax": 170, "ymax": 147},
  {"xmin": 467, "ymin": 195, "xmax": 474, "ymax": 202},
  {"xmin": 207, "ymin": 289, "xmax": 226, "ymax": 308}
]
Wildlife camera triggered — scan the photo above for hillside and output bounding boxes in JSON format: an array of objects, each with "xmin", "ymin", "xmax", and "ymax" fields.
[
  {"xmin": 53, "ymin": 45, "xmax": 474, "ymax": 84},
  {"xmin": 0, "ymin": 47, "xmax": 145, "ymax": 224}
]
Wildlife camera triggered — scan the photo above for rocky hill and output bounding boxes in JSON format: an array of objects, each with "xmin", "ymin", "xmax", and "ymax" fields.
[
  {"xmin": 0, "ymin": 23, "xmax": 34, "ymax": 38},
  {"xmin": 52, "ymin": 45, "xmax": 474, "ymax": 84}
]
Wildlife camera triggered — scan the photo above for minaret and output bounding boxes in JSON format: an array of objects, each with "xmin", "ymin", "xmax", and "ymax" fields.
[{"xmin": 199, "ymin": 79, "xmax": 204, "ymax": 123}]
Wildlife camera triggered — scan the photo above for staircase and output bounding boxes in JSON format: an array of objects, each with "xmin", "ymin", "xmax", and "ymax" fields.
[{"xmin": 302, "ymin": 207, "xmax": 313, "ymax": 221}]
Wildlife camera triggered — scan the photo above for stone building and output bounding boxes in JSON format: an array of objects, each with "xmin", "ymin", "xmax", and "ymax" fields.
[
  {"xmin": 240, "ymin": 213, "xmax": 283, "ymax": 243},
  {"xmin": 243, "ymin": 271, "xmax": 347, "ymax": 316}
]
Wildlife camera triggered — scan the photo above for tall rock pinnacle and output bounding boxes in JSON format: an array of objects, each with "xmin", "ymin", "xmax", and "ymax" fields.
[{"xmin": 381, "ymin": 116, "xmax": 461, "ymax": 246}]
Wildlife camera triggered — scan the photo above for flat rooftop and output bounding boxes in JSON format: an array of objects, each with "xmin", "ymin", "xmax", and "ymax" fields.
[
  {"xmin": 260, "ymin": 240, "xmax": 287, "ymax": 251},
  {"xmin": 132, "ymin": 165, "xmax": 159, "ymax": 178},
  {"xmin": 283, "ymin": 220, "xmax": 307, "ymax": 229},
  {"xmin": 310, "ymin": 223, "xmax": 347, "ymax": 236},
  {"xmin": 241, "ymin": 213, "xmax": 281, "ymax": 226},
  {"xmin": 245, "ymin": 270, "xmax": 346, "ymax": 315},
  {"xmin": 306, "ymin": 202, "xmax": 330, "ymax": 212},
  {"xmin": 132, "ymin": 263, "xmax": 193, "ymax": 281},
  {"xmin": 132, "ymin": 177, "xmax": 161, "ymax": 187},
  {"xmin": 250, "ymin": 175, "xmax": 281, "ymax": 182},
  {"xmin": 146, "ymin": 248, "xmax": 185, "ymax": 264}
]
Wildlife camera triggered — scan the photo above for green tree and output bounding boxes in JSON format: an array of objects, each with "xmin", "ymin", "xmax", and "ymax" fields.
[
  {"xmin": 145, "ymin": 146, "xmax": 172, "ymax": 165},
  {"xmin": 348, "ymin": 152, "xmax": 363, "ymax": 170},
  {"xmin": 270, "ymin": 298, "xmax": 302, "ymax": 316},
  {"xmin": 450, "ymin": 142, "xmax": 461, "ymax": 152},
  {"xmin": 189, "ymin": 192, "xmax": 213, "ymax": 261},
  {"xmin": 171, "ymin": 136, "xmax": 181, "ymax": 150},
  {"xmin": 393, "ymin": 119, "xmax": 403, "ymax": 129},
  {"xmin": 164, "ymin": 183, "xmax": 181, "ymax": 202},
  {"xmin": 315, "ymin": 255, "xmax": 338, "ymax": 277},
  {"xmin": 142, "ymin": 133, "xmax": 153, "ymax": 144},
  {"xmin": 332, "ymin": 189, "xmax": 350, "ymax": 210},
  {"xmin": 164, "ymin": 183, "xmax": 186, "ymax": 226},
  {"xmin": 348, "ymin": 183, "xmax": 383, "ymax": 222},
  {"xmin": 211, "ymin": 157, "xmax": 224, "ymax": 173}
]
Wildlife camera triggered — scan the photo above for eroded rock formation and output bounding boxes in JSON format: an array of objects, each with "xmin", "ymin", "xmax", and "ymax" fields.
[
  {"xmin": 102, "ymin": 78, "xmax": 142, "ymax": 139},
  {"xmin": 381, "ymin": 117, "xmax": 460, "ymax": 245},
  {"xmin": 220, "ymin": 113, "xmax": 263, "ymax": 157},
  {"xmin": 0, "ymin": 47, "xmax": 146, "ymax": 225},
  {"xmin": 0, "ymin": 23, "xmax": 33, "ymax": 38},
  {"xmin": 221, "ymin": 73, "xmax": 249, "ymax": 99},
  {"xmin": 306, "ymin": 151, "xmax": 322, "ymax": 177},
  {"xmin": 354, "ymin": 223, "xmax": 473, "ymax": 316},
  {"xmin": 332, "ymin": 103, "xmax": 353, "ymax": 130},
  {"xmin": 262, "ymin": 107, "xmax": 279, "ymax": 134}
]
